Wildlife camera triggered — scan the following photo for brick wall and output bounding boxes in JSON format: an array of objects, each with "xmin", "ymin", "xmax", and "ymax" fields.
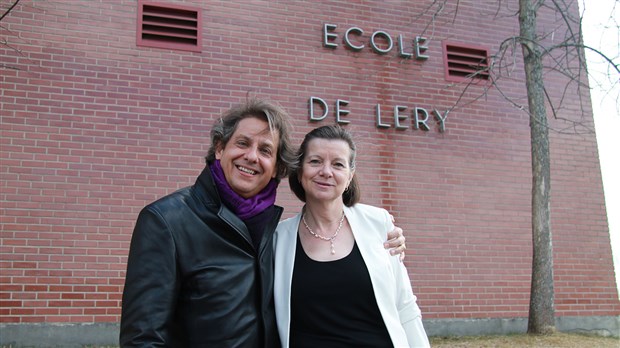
[{"xmin": 1, "ymin": 0, "xmax": 618, "ymax": 325}]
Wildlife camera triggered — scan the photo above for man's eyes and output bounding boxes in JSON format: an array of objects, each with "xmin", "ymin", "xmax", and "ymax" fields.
[{"xmin": 260, "ymin": 147, "xmax": 273, "ymax": 156}]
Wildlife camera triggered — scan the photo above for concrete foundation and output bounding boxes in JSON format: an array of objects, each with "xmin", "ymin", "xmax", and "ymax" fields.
[{"xmin": 1, "ymin": 316, "xmax": 618, "ymax": 347}]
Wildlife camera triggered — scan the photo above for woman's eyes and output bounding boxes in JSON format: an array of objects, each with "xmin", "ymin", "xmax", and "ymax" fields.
[{"xmin": 307, "ymin": 159, "xmax": 346, "ymax": 168}]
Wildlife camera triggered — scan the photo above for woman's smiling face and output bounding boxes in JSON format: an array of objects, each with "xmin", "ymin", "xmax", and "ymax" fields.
[{"xmin": 300, "ymin": 138, "xmax": 353, "ymax": 203}]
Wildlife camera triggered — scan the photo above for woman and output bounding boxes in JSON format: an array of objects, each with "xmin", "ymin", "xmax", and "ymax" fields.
[{"xmin": 274, "ymin": 125, "xmax": 430, "ymax": 347}]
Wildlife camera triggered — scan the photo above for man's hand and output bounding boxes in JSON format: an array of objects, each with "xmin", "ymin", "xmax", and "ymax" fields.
[{"xmin": 384, "ymin": 224, "xmax": 406, "ymax": 261}]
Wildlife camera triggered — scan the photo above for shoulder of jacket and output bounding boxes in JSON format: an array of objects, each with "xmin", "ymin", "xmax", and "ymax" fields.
[
  {"xmin": 347, "ymin": 204, "xmax": 393, "ymax": 237},
  {"xmin": 146, "ymin": 186, "xmax": 192, "ymax": 208},
  {"xmin": 349, "ymin": 203, "xmax": 389, "ymax": 219},
  {"xmin": 140, "ymin": 187, "xmax": 205, "ymax": 223}
]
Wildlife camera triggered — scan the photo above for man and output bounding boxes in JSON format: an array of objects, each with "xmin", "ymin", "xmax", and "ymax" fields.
[{"xmin": 120, "ymin": 98, "xmax": 405, "ymax": 347}]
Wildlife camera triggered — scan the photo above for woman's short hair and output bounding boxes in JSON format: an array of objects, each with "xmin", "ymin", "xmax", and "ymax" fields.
[
  {"xmin": 205, "ymin": 97, "xmax": 295, "ymax": 180},
  {"xmin": 288, "ymin": 125, "xmax": 360, "ymax": 206}
]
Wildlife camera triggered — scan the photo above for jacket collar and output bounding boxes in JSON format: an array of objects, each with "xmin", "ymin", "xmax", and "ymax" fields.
[
  {"xmin": 193, "ymin": 163, "xmax": 283, "ymax": 253},
  {"xmin": 195, "ymin": 164, "xmax": 220, "ymax": 205},
  {"xmin": 194, "ymin": 164, "xmax": 253, "ymax": 244}
]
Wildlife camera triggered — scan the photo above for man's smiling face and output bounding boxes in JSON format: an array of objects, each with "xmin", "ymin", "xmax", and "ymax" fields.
[{"xmin": 215, "ymin": 116, "xmax": 279, "ymax": 198}]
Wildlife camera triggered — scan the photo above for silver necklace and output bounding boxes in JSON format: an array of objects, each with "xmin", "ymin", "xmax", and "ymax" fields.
[{"xmin": 302, "ymin": 211, "xmax": 345, "ymax": 255}]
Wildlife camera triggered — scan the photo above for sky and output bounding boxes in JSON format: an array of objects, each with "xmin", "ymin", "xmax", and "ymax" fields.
[{"xmin": 579, "ymin": 0, "xmax": 619, "ymax": 293}]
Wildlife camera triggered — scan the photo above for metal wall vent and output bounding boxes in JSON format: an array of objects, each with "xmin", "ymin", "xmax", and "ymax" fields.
[
  {"xmin": 137, "ymin": 0, "xmax": 202, "ymax": 52},
  {"xmin": 443, "ymin": 42, "xmax": 490, "ymax": 82}
]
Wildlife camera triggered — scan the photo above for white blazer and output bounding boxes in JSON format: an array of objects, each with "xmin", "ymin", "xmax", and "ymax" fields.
[{"xmin": 274, "ymin": 204, "xmax": 430, "ymax": 348}]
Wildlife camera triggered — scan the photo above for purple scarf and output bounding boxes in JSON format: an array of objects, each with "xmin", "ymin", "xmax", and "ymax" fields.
[{"xmin": 209, "ymin": 160, "xmax": 278, "ymax": 220}]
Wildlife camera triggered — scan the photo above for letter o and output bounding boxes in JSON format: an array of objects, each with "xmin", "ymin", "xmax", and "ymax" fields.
[{"xmin": 370, "ymin": 31, "xmax": 393, "ymax": 54}]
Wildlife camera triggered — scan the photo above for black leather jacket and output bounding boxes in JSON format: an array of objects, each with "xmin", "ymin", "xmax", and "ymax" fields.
[{"xmin": 120, "ymin": 166, "xmax": 282, "ymax": 347}]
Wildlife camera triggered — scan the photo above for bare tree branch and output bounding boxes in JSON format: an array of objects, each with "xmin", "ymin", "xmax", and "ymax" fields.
[{"xmin": 0, "ymin": 0, "xmax": 20, "ymax": 22}]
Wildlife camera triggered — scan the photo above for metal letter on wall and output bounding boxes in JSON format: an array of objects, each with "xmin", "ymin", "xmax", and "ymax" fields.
[
  {"xmin": 434, "ymin": 109, "xmax": 447, "ymax": 132},
  {"xmin": 309, "ymin": 97, "xmax": 329, "ymax": 121},
  {"xmin": 414, "ymin": 107, "xmax": 431, "ymax": 131},
  {"xmin": 323, "ymin": 23, "xmax": 338, "ymax": 48},
  {"xmin": 394, "ymin": 105, "xmax": 408, "ymax": 129},
  {"xmin": 335, "ymin": 99, "xmax": 350, "ymax": 124},
  {"xmin": 344, "ymin": 27, "xmax": 364, "ymax": 51},
  {"xmin": 375, "ymin": 104, "xmax": 390, "ymax": 128},
  {"xmin": 370, "ymin": 31, "xmax": 393, "ymax": 54},
  {"xmin": 397, "ymin": 34, "xmax": 413, "ymax": 59},
  {"xmin": 415, "ymin": 36, "xmax": 429, "ymax": 60}
]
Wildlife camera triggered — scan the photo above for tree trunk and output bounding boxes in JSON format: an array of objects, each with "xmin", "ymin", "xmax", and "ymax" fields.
[{"xmin": 519, "ymin": 0, "xmax": 556, "ymax": 335}]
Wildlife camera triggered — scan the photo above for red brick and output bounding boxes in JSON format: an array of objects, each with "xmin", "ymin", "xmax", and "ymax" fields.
[{"xmin": 1, "ymin": 0, "xmax": 617, "ymax": 325}]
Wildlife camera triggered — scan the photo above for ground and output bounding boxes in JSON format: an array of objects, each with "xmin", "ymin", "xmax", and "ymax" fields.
[
  {"xmin": 5, "ymin": 332, "xmax": 614, "ymax": 348},
  {"xmin": 430, "ymin": 332, "xmax": 619, "ymax": 347}
]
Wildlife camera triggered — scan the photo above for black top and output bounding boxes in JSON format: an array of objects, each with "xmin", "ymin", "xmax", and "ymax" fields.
[{"xmin": 290, "ymin": 235, "xmax": 393, "ymax": 348}]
